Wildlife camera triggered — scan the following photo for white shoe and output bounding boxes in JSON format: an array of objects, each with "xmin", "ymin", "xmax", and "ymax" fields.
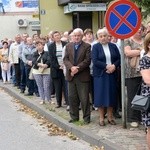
[
  {"xmin": 40, "ymin": 101, "xmax": 45, "ymax": 105},
  {"xmin": 50, "ymin": 101, "xmax": 55, "ymax": 104},
  {"xmin": 66, "ymin": 105, "xmax": 70, "ymax": 111},
  {"xmin": 130, "ymin": 122, "xmax": 139, "ymax": 128}
]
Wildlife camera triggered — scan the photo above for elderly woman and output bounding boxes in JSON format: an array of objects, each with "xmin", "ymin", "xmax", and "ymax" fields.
[
  {"xmin": 139, "ymin": 33, "xmax": 150, "ymax": 149},
  {"xmin": 92, "ymin": 28, "xmax": 120, "ymax": 126},
  {"xmin": 32, "ymin": 39, "xmax": 51, "ymax": 104}
]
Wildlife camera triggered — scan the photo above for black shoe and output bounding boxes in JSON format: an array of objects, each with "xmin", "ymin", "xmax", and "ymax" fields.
[
  {"xmin": 24, "ymin": 93, "xmax": 33, "ymax": 96},
  {"xmin": 35, "ymin": 93, "xmax": 40, "ymax": 97},
  {"xmin": 55, "ymin": 105, "xmax": 61, "ymax": 108},
  {"xmin": 83, "ymin": 120, "xmax": 90, "ymax": 125},
  {"xmin": 17, "ymin": 86, "xmax": 20, "ymax": 89},
  {"xmin": 68, "ymin": 119, "xmax": 79, "ymax": 123},
  {"xmin": 114, "ymin": 113, "xmax": 121, "ymax": 119},
  {"xmin": 63, "ymin": 102, "xmax": 67, "ymax": 105},
  {"xmin": 20, "ymin": 90, "xmax": 25, "ymax": 93},
  {"xmin": 51, "ymin": 95, "xmax": 55, "ymax": 98}
]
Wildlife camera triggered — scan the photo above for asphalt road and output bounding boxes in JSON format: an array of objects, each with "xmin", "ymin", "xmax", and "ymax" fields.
[{"xmin": 0, "ymin": 89, "xmax": 93, "ymax": 150}]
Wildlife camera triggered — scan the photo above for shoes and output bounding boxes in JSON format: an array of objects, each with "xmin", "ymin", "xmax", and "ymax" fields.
[
  {"xmin": 40, "ymin": 101, "xmax": 45, "ymax": 105},
  {"xmin": 83, "ymin": 120, "xmax": 90, "ymax": 125},
  {"xmin": 50, "ymin": 101, "xmax": 55, "ymax": 104},
  {"xmin": 24, "ymin": 93, "xmax": 33, "ymax": 96},
  {"xmin": 68, "ymin": 119, "xmax": 79, "ymax": 123},
  {"xmin": 66, "ymin": 105, "xmax": 70, "ymax": 111},
  {"xmin": 51, "ymin": 95, "xmax": 55, "ymax": 98},
  {"xmin": 63, "ymin": 102, "xmax": 67, "ymax": 105},
  {"xmin": 114, "ymin": 113, "xmax": 121, "ymax": 118},
  {"xmin": 108, "ymin": 120, "xmax": 116, "ymax": 125},
  {"xmin": 99, "ymin": 121, "xmax": 105, "ymax": 126},
  {"xmin": 17, "ymin": 86, "xmax": 20, "ymax": 89},
  {"xmin": 55, "ymin": 105, "xmax": 61, "ymax": 108},
  {"xmin": 35, "ymin": 93, "xmax": 40, "ymax": 97},
  {"xmin": 130, "ymin": 122, "xmax": 139, "ymax": 128},
  {"xmin": 20, "ymin": 90, "xmax": 25, "ymax": 93}
]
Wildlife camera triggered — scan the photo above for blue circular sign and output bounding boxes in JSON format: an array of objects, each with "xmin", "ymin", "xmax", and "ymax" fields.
[{"xmin": 105, "ymin": 0, "xmax": 141, "ymax": 39}]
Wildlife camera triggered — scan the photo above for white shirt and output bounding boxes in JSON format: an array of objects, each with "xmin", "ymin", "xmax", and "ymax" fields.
[{"xmin": 102, "ymin": 44, "xmax": 111, "ymax": 65}]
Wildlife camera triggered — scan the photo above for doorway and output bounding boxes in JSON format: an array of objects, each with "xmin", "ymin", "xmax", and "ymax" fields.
[{"xmin": 73, "ymin": 12, "xmax": 92, "ymax": 30}]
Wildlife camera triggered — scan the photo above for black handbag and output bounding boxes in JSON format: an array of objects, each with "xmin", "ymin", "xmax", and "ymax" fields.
[
  {"xmin": 131, "ymin": 85, "xmax": 150, "ymax": 111},
  {"xmin": 131, "ymin": 95, "xmax": 150, "ymax": 111}
]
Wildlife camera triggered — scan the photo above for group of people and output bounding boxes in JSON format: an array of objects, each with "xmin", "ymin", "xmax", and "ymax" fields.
[{"xmin": 0, "ymin": 22, "xmax": 150, "ymax": 148}]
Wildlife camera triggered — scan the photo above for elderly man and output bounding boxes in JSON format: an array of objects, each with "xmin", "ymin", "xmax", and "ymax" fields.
[
  {"xmin": 9, "ymin": 34, "xmax": 22, "ymax": 88},
  {"xmin": 63, "ymin": 28, "xmax": 91, "ymax": 124},
  {"xmin": 22, "ymin": 37, "xmax": 39, "ymax": 97}
]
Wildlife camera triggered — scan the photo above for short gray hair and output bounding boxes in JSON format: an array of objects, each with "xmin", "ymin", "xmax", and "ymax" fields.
[
  {"xmin": 97, "ymin": 27, "xmax": 108, "ymax": 36},
  {"xmin": 73, "ymin": 28, "xmax": 84, "ymax": 35}
]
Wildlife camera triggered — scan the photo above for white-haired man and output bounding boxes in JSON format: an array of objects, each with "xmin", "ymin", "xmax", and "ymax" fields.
[{"xmin": 63, "ymin": 28, "xmax": 91, "ymax": 124}]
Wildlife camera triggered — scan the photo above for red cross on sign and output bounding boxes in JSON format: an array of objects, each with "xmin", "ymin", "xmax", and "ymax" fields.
[{"xmin": 105, "ymin": 0, "xmax": 142, "ymax": 39}]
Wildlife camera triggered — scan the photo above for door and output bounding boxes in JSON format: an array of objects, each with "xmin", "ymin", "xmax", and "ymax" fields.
[{"xmin": 73, "ymin": 12, "xmax": 92, "ymax": 30}]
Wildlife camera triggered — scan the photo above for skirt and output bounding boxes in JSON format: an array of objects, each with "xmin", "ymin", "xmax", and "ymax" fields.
[{"xmin": 94, "ymin": 72, "xmax": 117, "ymax": 107}]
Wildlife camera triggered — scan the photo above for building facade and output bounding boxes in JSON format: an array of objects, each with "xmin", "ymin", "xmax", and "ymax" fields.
[
  {"xmin": 40, "ymin": 0, "xmax": 108, "ymax": 35},
  {"xmin": 0, "ymin": 0, "xmax": 39, "ymax": 40}
]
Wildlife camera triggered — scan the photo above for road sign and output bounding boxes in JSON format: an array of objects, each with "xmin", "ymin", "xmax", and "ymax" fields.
[{"xmin": 105, "ymin": 0, "xmax": 141, "ymax": 39}]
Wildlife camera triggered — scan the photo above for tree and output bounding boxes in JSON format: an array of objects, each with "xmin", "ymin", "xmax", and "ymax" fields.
[
  {"xmin": 106, "ymin": 0, "xmax": 150, "ymax": 19},
  {"xmin": 131, "ymin": 0, "xmax": 150, "ymax": 19}
]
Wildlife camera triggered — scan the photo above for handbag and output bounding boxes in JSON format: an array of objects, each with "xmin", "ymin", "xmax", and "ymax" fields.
[
  {"xmin": 29, "ymin": 55, "xmax": 42, "ymax": 80},
  {"xmin": 131, "ymin": 95, "xmax": 150, "ymax": 111},
  {"xmin": 131, "ymin": 85, "xmax": 150, "ymax": 111},
  {"xmin": 38, "ymin": 67, "xmax": 44, "ymax": 73},
  {"xmin": 38, "ymin": 59, "xmax": 45, "ymax": 73},
  {"xmin": 29, "ymin": 67, "xmax": 34, "ymax": 80}
]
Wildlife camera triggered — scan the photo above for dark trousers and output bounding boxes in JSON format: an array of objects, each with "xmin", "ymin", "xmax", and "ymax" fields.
[
  {"xmin": 52, "ymin": 71, "xmax": 67, "ymax": 106},
  {"xmin": 68, "ymin": 76, "xmax": 90, "ymax": 122},
  {"xmin": 64, "ymin": 80, "xmax": 69, "ymax": 105},
  {"xmin": 14, "ymin": 63, "xmax": 21, "ymax": 86},
  {"xmin": 89, "ymin": 75, "xmax": 94, "ymax": 105},
  {"xmin": 126, "ymin": 77, "xmax": 142, "ymax": 122},
  {"xmin": 114, "ymin": 68, "xmax": 122, "ymax": 113},
  {"xmin": 20, "ymin": 60, "xmax": 26, "ymax": 91},
  {"xmin": 50, "ymin": 77, "xmax": 55, "ymax": 95},
  {"xmin": 25, "ymin": 65, "xmax": 38, "ymax": 94}
]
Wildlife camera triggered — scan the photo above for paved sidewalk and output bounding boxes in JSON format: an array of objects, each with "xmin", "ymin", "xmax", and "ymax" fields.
[{"xmin": 0, "ymin": 82, "xmax": 148, "ymax": 150}]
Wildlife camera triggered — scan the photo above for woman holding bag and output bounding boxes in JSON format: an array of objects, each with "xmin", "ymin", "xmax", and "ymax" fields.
[
  {"xmin": 139, "ymin": 32, "xmax": 150, "ymax": 149},
  {"xmin": 32, "ymin": 39, "xmax": 51, "ymax": 104}
]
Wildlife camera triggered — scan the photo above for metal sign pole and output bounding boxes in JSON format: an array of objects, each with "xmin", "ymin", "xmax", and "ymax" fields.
[{"xmin": 121, "ymin": 39, "xmax": 127, "ymax": 128}]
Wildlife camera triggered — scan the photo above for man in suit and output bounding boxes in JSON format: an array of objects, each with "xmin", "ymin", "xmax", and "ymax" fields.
[
  {"xmin": 63, "ymin": 28, "xmax": 91, "ymax": 124},
  {"xmin": 48, "ymin": 31, "xmax": 67, "ymax": 108}
]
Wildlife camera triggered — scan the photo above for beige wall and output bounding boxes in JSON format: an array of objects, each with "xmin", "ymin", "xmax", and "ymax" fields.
[
  {"xmin": 0, "ymin": 14, "xmax": 38, "ymax": 40},
  {"xmin": 40, "ymin": 0, "xmax": 72, "ymax": 36},
  {"xmin": 40, "ymin": 1, "xmax": 106, "ymax": 35}
]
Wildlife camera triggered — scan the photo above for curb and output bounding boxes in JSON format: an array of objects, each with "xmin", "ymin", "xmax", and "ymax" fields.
[{"xmin": 1, "ymin": 85, "xmax": 125, "ymax": 150}]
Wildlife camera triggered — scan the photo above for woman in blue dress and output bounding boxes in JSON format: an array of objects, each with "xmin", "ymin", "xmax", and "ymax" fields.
[
  {"xmin": 139, "ymin": 32, "xmax": 150, "ymax": 149},
  {"xmin": 92, "ymin": 28, "xmax": 120, "ymax": 126}
]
